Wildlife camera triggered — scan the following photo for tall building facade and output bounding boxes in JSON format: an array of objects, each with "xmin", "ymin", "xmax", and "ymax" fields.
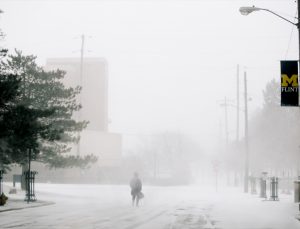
[
  {"xmin": 45, "ymin": 58, "xmax": 122, "ymax": 168},
  {"xmin": 5, "ymin": 58, "xmax": 122, "ymax": 183},
  {"xmin": 46, "ymin": 58, "xmax": 108, "ymax": 131}
]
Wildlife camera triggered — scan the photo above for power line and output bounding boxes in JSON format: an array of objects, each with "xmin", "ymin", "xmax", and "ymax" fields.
[{"xmin": 285, "ymin": 10, "xmax": 298, "ymax": 59}]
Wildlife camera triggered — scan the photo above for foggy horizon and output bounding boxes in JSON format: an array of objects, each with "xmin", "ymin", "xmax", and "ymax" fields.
[
  {"xmin": 1, "ymin": 0, "xmax": 297, "ymax": 153},
  {"xmin": 1, "ymin": 0, "xmax": 300, "ymax": 228}
]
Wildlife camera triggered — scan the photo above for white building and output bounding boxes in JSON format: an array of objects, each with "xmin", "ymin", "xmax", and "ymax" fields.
[{"xmin": 45, "ymin": 58, "xmax": 122, "ymax": 168}]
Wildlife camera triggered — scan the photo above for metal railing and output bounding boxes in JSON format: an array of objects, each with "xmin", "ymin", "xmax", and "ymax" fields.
[
  {"xmin": 270, "ymin": 177, "xmax": 279, "ymax": 201},
  {"xmin": 23, "ymin": 171, "xmax": 37, "ymax": 203}
]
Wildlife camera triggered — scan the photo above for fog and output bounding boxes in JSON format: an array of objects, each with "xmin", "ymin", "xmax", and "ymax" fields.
[
  {"xmin": 1, "ymin": 0, "xmax": 298, "ymax": 175},
  {"xmin": 2, "ymin": 0, "xmax": 300, "ymax": 228},
  {"xmin": 1, "ymin": 1, "xmax": 296, "ymax": 131}
]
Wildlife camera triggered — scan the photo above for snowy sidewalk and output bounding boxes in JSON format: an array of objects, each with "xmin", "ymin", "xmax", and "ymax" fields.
[
  {"xmin": 0, "ymin": 198, "xmax": 54, "ymax": 213},
  {"xmin": 0, "ymin": 183, "xmax": 54, "ymax": 213},
  {"xmin": 0, "ymin": 184, "xmax": 300, "ymax": 228},
  {"xmin": 210, "ymin": 188, "xmax": 300, "ymax": 229}
]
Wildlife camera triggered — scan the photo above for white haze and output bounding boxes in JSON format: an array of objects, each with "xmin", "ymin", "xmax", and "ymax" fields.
[
  {"xmin": 0, "ymin": 0, "xmax": 297, "ymax": 153},
  {"xmin": 2, "ymin": 1, "xmax": 300, "ymax": 228}
]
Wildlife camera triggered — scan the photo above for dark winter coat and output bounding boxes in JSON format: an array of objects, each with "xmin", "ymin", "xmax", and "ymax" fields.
[{"xmin": 130, "ymin": 177, "xmax": 142, "ymax": 196}]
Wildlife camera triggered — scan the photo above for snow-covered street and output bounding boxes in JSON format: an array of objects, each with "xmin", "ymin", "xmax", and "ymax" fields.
[{"xmin": 1, "ymin": 184, "xmax": 300, "ymax": 229}]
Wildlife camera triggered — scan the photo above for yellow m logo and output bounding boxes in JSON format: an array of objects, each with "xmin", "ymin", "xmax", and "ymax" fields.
[{"xmin": 282, "ymin": 74, "xmax": 298, "ymax": 87}]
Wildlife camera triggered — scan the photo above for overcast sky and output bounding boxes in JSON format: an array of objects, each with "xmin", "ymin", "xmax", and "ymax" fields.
[{"xmin": 0, "ymin": 0, "xmax": 297, "ymax": 151}]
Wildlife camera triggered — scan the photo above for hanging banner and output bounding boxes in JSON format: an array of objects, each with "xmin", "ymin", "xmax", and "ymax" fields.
[{"xmin": 281, "ymin": 61, "xmax": 299, "ymax": 106}]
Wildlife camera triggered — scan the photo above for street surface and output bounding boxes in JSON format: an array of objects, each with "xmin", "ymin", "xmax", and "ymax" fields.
[{"xmin": 0, "ymin": 184, "xmax": 299, "ymax": 229}]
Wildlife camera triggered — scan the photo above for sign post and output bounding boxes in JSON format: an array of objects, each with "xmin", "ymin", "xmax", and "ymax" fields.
[{"xmin": 281, "ymin": 61, "xmax": 299, "ymax": 106}]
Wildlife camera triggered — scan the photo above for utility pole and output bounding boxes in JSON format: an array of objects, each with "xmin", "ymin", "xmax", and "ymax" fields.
[
  {"xmin": 224, "ymin": 97, "xmax": 229, "ymax": 146},
  {"xmin": 219, "ymin": 119, "xmax": 222, "ymax": 147},
  {"xmin": 77, "ymin": 34, "xmax": 85, "ymax": 156},
  {"xmin": 224, "ymin": 96, "xmax": 230, "ymax": 185},
  {"xmin": 244, "ymin": 71, "xmax": 249, "ymax": 193},
  {"xmin": 219, "ymin": 98, "xmax": 229, "ymax": 147},
  {"xmin": 296, "ymin": 0, "xmax": 300, "ymax": 209},
  {"xmin": 236, "ymin": 65, "xmax": 240, "ymax": 142},
  {"xmin": 235, "ymin": 65, "xmax": 240, "ymax": 186},
  {"xmin": 220, "ymin": 97, "xmax": 233, "ymax": 186},
  {"xmin": 296, "ymin": 0, "xmax": 300, "ymax": 65}
]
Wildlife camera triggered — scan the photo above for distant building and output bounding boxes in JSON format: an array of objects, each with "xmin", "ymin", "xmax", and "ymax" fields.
[
  {"xmin": 45, "ymin": 58, "xmax": 122, "ymax": 168},
  {"xmin": 46, "ymin": 58, "xmax": 108, "ymax": 131},
  {"xmin": 80, "ymin": 130, "xmax": 122, "ymax": 167},
  {"xmin": 5, "ymin": 58, "xmax": 122, "ymax": 184}
]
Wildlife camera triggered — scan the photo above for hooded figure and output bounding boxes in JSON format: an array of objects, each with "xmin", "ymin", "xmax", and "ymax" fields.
[{"xmin": 130, "ymin": 172, "xmax": 142, "ymax": 206}]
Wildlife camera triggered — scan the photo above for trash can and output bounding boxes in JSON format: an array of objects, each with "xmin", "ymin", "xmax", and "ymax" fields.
[
  {"xmin": 270, "ymin": 177, "xmax": 279, "ymax": 201},
  {"xmin": 260, "ymin": 178, "xmax": 267, "ymax": 198},
  {"xmin": 260, "ymin": 172, "xmax": 268, "ymax": 199},
  {"xmin": 294, "ymin": 180, "xmax": 300, "ymax": 203}
]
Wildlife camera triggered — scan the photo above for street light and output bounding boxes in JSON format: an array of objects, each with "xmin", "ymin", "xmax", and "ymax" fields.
[
  {"xmin": 239, "ymin": 4, "xmax": 300, "ymax": 192},
  {"xmin": 239, "ymin": 6, "xmax": 260, "ymax": 16},
  {"xmin": 239, "ymin": 6, "xmax": 297, "ymax": 26},
  {"xmin": 239, "ymin": 5, "xmax": 300, "ymax": 63}
]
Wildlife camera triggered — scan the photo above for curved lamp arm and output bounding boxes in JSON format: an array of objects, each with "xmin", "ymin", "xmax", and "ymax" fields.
[{"xmin": 239, "ymin": 6, "xmax": 297, "ymax": 27}]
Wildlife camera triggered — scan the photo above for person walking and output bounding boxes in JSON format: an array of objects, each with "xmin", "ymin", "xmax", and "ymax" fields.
[{"xmin": 130, "ymin": 172, "xmax": 143, "ymax": 207}]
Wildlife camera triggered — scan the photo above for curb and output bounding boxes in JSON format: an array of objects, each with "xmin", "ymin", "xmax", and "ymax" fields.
[{"xmin": 0, "ymin": 200, "xmax": 55, "ymax": 213}]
